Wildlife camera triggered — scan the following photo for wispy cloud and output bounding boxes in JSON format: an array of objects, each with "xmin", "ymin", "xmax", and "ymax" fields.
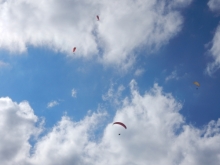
[
  {"xmin": 165, "ymin": 70, "xmax": 179, "ymax": 81},
  {"xmin": 102, "ymin": 83, "xmax": 125, "ymax": 105},
  {"xmin": 47, "ymin": 100, "xmax": 59, "ymax": 108},
  {"xmin": 208, "ymin": 0, "xmax": 220, "ymax": 13},
  {"xmin": 0, "ymin": 61, "xmax": 9, "ymax": 68},
  {"xmin": 165, "ymin": 69, "xmax": 188, "ymax": 82},
  {"xmin": 71, "ymin": 88, "xmax": 77, "ymax": 98},
  {"xmin": 134, "ymin": 68, "xmax": 145, "ymax": 76},
  {"xmin": 206, "ymin": 25, "xmax": 220, "ymax": 76},
  {"xmin": 206, "ymin": 0, "xmax": 220, "ymax": 76}
]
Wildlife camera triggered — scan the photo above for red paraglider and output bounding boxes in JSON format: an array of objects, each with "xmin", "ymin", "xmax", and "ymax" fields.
[
  {"xmin": 113, "ymin": 122, "xmax": 127, "ymax": 129},
  {"xmin": 96, "ymin": 15, "xmax": 99, "ymax": 21},
  {"xmin": 73, "ymin": 47, "xmax": 76, "ymax": 53}
]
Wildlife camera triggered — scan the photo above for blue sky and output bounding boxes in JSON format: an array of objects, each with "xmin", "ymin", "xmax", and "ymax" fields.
[{"xmin": 1, "ymin": 0, "xmax": 220, "ymax": 164}]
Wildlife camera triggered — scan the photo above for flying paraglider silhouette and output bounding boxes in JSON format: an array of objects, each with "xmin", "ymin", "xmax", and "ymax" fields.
[
  {"xmin": 113, "ymin": 122, "xmax": 127, "ymax": 135},
  {"xmin": 113, "ymin": 122, "xmax": 127, "ymax": 129},
  {"xmin": 96, "ymin": 15, "xmax": 99, "ymax": 21},
  {"xmin": 73, "ymin": 47, "xmax": 76, "ymax": 53},
  {"xmin": 193, "ymin": 81, "xmax": 200, "ymax": 89}
]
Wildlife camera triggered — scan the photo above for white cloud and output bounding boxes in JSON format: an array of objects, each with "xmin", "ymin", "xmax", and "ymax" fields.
[
  {"xmin": 28, "ymin": 112, "xmax": 107, "ymax": 165},
  {"xmin": 71, "ymin": 88, "xmax": 77, "ymax": 98},
  {"xmin": 134, "ymin": 68, "xmax": 145, "ymax": 76},
  {"xmin": 208, "ymin": 0, "xmax": 220, "ymax": 13},
  {"xmin": 166, "ymin": 70, "xmax": 179, "ymax": 81},
  {"xmin": 102, "ymin": 83, "xmax": 125, "ymax": 105},
  {"xmin": 206, "ymin": 25, "xmax": 220, "ymax": 75},
  {"xmin": 1, "ymin": 80, "xmax": 220, "ymax": 164},
  {"xmin": 0, "ymin": 0, "xmax": 191, "ymax": 69},
  {"xmin": 0, "ymin": 60, "xmax": 9, "ymax": 68},
  {"xmin": 0, "ymin": 97, "xmax": 41, "ymax": 165},
  {"xmin": 47, "ymin": 100, "xmax": 59, "ymax": 108},
  {"xmin": 206, "ymin": 0, "xmax": 220, "ymax": 75},
  {"xmin": 165, "ymin": 69, "xmax": 188, "ymax": 82}
]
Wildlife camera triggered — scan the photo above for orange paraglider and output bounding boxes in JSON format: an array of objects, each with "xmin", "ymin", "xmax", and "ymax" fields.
[{"xmin": 193, "ymin": 81, "xmax": 200, "ymax": 89}]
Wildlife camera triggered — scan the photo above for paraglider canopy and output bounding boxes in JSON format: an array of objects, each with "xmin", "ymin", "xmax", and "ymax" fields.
[
  {"xmin": 113, "ymin": 122, "xmax": 127, "ymax": 129},
  {"xmin": 193, "ymin": 81, "xmax": 200, "ymax": 89},
  {"xmin": 96, "ymin": 15, "xmax": 99, "ymax": 21},
  {"xmin": 73, "ymin": 47, "xmax": 76, "ymax": 53},
  {"xmin": 193, "ymin": 81, "xmax": 200, "ymax": 87}
]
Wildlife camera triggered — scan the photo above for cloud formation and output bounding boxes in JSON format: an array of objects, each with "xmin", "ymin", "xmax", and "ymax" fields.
[
  {"xmin": 134, "ymin": 68, "xmax": 145, "ymax": 77},
  {"xmin": 166, "ymin": 70, "xmax": 179, "ymax": 81},
  {"xmin": 206, "ymin": 0, "xmax": 220, "ymax": 75},
  {"xmin": 208, "ymin": 0, "xmax": 220, "ymax": 13},
  {"xmin": 206, "ymin": 25, "xmax": 220, "ymax": 75},
  {"xmin": 102, "ymin": 83, "xmax": 125, "ymax": 105},
  {"xmin": 47, "ymin": 100, "xmax": 59, "ymax": 108},
  {"xmin": 0, "ymin": 97, "xmax": 41, "ymax": 165},
  {"xmin": 165, "ymin": 69, "xmax": 187, "ymax": 82},
  {"xmin": 0, "ymin": 60, "xmax": 10, "ymax": 69},
  {"xmin": 0, "ymin": 0, "xmax": 191, "ymax": 69},
  {"xmin": 1, "ymin": 80, "xmax": 220, "ymax": 165},
  {"xmin": 71, "ymin": 88, "xmax": 77, "ymax": 98}
]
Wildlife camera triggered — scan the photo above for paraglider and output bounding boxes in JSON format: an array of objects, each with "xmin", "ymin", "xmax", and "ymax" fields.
[
  {"xmin": 73, "ymin": 47, "xmax": 76, "ymax": 53},
  {"xmin": 96, "ymin": 15, "xmax": 99, "ymax": 21},
  {"xmin": 113, "ymin": 122, "xmax": 126, "ymax": 135},
  {"xmin": 193, "ymin": 81, "xmax": 200, "ymax": 89},
  {"xmin": 113, "ymin": 122, "xmax": 127, "ymax": 129}
]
